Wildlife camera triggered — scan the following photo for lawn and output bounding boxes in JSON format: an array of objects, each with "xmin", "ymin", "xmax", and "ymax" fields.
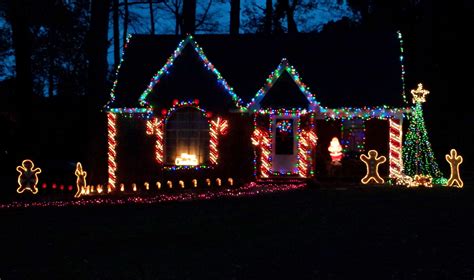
[{"xmin": 1, "ymin": 186, "xmax": 473, "ymax": 279}]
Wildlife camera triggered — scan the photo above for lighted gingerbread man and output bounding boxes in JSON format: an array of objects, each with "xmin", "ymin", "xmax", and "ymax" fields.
[
  {"xmin": 75, "ymin": 162, "xmax": 87, "ymax": 198},
  {"xmin": 445, "ymin": 149, "xmax": 463, "ymax": 187},
  {"xmin": 360, "ymin": 150, "xmax": 386, "ymax": 184},
  {"xmin": 16, "ymin": 159, "xmax": 42, "ymax": 194}
]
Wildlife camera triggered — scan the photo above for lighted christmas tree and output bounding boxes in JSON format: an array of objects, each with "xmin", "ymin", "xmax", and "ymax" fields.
[{"xmin": 402, "ymin": 84, "xmax": 443, "ymax": 179}]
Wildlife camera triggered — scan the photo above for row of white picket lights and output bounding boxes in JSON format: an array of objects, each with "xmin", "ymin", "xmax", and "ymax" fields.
[{"xmin": 80, "ymin": 178, "xmax": 235, "ymax": 196}]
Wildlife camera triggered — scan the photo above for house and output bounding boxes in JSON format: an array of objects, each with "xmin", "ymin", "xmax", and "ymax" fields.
[{"xmin": 104, "ymin": 28, "xmax": 408, "ymax": 187}]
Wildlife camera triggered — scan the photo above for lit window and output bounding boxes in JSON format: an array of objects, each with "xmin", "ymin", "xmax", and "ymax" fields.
[{"xmin": 165, "ymin": 107, "xmax": 210, "ymax": 165}]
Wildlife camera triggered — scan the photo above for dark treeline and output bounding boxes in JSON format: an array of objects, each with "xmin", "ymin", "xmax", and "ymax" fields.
[{"xmin": 0, "ymin": 0, "xmax": 472, "ymax": 184}]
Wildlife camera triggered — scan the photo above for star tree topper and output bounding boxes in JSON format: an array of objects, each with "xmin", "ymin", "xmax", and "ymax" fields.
[{"xmin": 411, "ymin": 83, "xmax": 430, "ymax": 104}]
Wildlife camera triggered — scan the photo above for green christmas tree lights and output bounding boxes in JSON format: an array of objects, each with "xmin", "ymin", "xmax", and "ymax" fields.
[{"xmin": 402, "ymin": 84, "xmax": 443, "ymax": 179}]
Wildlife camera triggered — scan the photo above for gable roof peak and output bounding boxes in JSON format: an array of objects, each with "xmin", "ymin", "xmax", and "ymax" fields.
[
  {"xmin": 137, "ymin": 35, "xmax": 245, "ymax": 110},
  {"xmin": 246, "ymin": 58, "xmax": 320, "ymax": 112}
]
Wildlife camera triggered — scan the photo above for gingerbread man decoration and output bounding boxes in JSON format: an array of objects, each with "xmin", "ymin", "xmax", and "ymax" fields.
[
  {"xmin": 360, "ymin": 150, "xmax": 386, "ymax": 184},
  {"xmin": 16, "ymin": 159, "xmax": 42, "ymax": 194},
  {"xmin": 74, "ymin": 162, "xmax": 87, "ymax": 198},
  {"xmin": 445, "ymin": 149, "xmax": 463, "ymax": 187}
]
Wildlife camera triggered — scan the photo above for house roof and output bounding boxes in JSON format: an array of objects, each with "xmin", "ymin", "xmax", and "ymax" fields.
[
  {"xmin": 247, "ymin": 58, "xmax": 320, "ymax": 112},
  {"xmin": 107, "ymin": 28, "xmax": 405, "ymax": 110}
]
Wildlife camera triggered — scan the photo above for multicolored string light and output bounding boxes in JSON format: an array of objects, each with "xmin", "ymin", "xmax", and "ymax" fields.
[
  {"xmin": 164, "ymin": 100, "xmax": 208, "ymax": 122},
  {"xmin": 323, "ymin": 106, "xmax": 408, "ymax": 120},
  {"xmin": 0, "ymin": 182, "xmax": 306, "ymax": 209},
  {"xmin": 160, "ymin": 100, "xmax": 228, "ymax": 169},
  {"xmin": 108, "ymin": 107, "xmax": 153, "ymax": 119},
  {"xmin": 247, "ymin": 58, "xmax": 320, "ymax": 112},
  {"xmin": 341, "ymin": 119, "xmax": 365, "ymax": 154},
  {"xmin": 256, "ymin": 108, "xmax": 310, "ymax": 116},
  {"xmin": 276, "ymin": 120, "xmax": 293, "ymax": 133},
  {"xmin": 163, "ymin": 165, "xmax": 214, "ymax": 171},
  {"xmin": 397, "ymin": 31, "xmax": 408, "ymax": 104},
  {"xmin": 402, "ymin": 102, "xmax": 443, "ymax": 179},
  {"xmin": 138, "ymin": 35, "xmax": 244, "ymax": 110},
  {"xmin": 105, "ymin": 34, "xmax": 133, "ymax": 110}
]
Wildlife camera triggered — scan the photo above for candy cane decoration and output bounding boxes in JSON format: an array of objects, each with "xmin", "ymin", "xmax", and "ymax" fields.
[
  {"xmin": 298, "ymin": 130, "xmax": 317, "ymax": 178},
  {"xmin": 210, "ymin": 117, "xmax": 228, "ymax": 165},
  {"xmin": 107, "ymin": 112, "xmax": 117, "ymax": 188},
  {"xmin": 146, "ymin": 117, "xmax": 164, "ymax": 164},
  {"xmin": 389, "ymin": 118, "xmax": 403, "ymax": 178},
  {"xmin": 251, "ymin": 128, "xmax": 271, "ymax": 178}
]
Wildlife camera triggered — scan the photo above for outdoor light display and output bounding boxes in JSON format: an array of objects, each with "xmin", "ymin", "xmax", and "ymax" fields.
[
  {"xmin": 276, "ymin": 119, "xmax": 293, "ymax": 134},
  {"xmin": 445, "ymin": 149, "xmax": 463, "ymax": 187},
  {"xmin": 74, "ymin": 162, "xmax": 87, "ymax": 198},
  {"xmin": 106, "ymin": 34, "xmax": 133, "ymax": 109},
  {"xmin": 16, "ymin": 159, "xmax": 41, "ymax": 194},
  {"xmin": 360, "ymin": 150, "xmax": 386, "ymax": 184},
  {"xmin": 389, "ymin": 118, "xmax": 403, "ymax": 178},
  {"xmin": 146, "ymin": 117, "xmax": 164, "ymax": 164},
  {"xmin": 412, "ymin": 174, "xmax": 433, "ymax": 187},
  {"xmin": 94, "ymin": 30, "xmax": 460, "ymax": 192},
  {"xmin": 107, "ymin": 107, "xmax": 153, "ymax": 119},
  {"xmin": 158, "ymin": 100, "xmax": 228, "ymax": 169},
  {"xmin": 322, "ymin": 106, "xmax": 408, "ymax": 120},
  {"xmin": 1, "ymin": 182, "xmax": 306, "ymax": 209},
  {"xmin": 298, "ymin": 129, "xmax": 317, "ymax": 177},
  {"xmin": 175, "ymin": 153, "xmax": 198, "ymax": 166},
  {"xmin": 246, "ymin": 59, "xmax": 320, "ymax": 178},
  {"xmin": 247, "ymin": 58, "xmax": 320, "ymax": 112},
  {"xmin": 138, "ymin": 35, "xmax": 244, "ymax": 110},
  {"xmin": 251, "ymin": 126, "xmax": 271, "ymax": 178},
  {"xmin": 341, "ymin": 119, "xmax": 365, "ymax": 154},
  {"xmin": 107, "ymin": 112, "xmax": 118, "ymax": 188},
  {"xmin": 403, "ymin": 84, "xmax": 443, "ymax": 180},
  {"xmin": 328, "ymin": 137, "xmax": 343, "ymax": 164},
  {"xmin": 397, "ymin": 31, "xmax": 408, "ymax": 104},
  {"xmin": 411, "ymin": 83, "xmax": 429, "ymax": 104},
  {"xmin": 210, "ymin": 117, "xmax": 228, "ymax": 165}
]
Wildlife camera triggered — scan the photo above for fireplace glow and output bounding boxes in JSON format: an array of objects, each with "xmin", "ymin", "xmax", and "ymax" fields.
[{"xmin": 175, "ymin": 153, "xmax": 198, "ymax": 166}]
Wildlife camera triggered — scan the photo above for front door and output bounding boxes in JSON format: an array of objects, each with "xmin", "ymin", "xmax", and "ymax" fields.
[{"xmin": 272, "ymin": 117, "xmax": 298, "ymax": 175}]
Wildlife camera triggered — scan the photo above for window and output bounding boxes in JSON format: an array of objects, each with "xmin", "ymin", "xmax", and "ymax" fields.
[
  {"xmin": 165, "ymin": 107, "xmax": 210, "ymax": 165},
  {"xmin": 341, "ymin": 119, "xmax": 365, "ymax": 156}
]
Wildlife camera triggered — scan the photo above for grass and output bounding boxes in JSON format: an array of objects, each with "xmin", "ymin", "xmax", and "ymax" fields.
[{"xmin": 0, "ymin": 186, "xmax": 473, "ymax": 279}]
